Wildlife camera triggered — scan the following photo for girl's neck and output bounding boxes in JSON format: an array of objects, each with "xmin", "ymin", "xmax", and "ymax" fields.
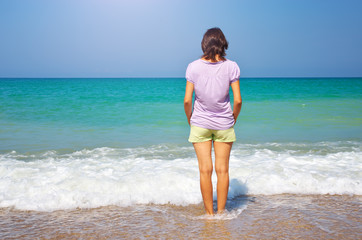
[{"xmin": 201, "ymin": 55, "xmax": 222, "ymax": 63}]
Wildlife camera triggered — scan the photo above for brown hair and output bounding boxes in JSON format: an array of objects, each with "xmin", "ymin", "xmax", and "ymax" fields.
[{"xmin": 201, "ymin": 27, "xmax": 228, "ymax": 62}]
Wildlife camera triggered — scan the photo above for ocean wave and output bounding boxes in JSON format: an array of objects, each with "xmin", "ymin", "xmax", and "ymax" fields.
[{"xmin": 0, "ymin": 141, "xmax": 361, "ymax": 211}]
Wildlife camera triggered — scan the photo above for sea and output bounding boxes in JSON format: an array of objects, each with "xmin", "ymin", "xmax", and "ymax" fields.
[{"xmin": 0, "ymin": 77, "xmax": 361, "ymax": 239}]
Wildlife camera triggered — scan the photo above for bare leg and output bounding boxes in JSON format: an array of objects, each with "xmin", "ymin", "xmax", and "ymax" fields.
[
  {"xmin": 193, "ymin": 140, "xmax": 213, "ymax": 215},
  {"xmin": 214, "ymin": 141, "xmax": 233, "ymax": 213}
]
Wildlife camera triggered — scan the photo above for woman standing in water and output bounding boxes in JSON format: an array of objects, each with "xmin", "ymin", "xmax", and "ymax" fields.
[{"xmin": 184, "ymin": 27, "xmax": 242, "ymax": 215}]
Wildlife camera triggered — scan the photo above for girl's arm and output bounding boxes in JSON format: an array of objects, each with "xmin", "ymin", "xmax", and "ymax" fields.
[
  {"xmin": 231, "ymin": 80, "xmax": 242, "ymax": 123},
  {"xmin": 184, "ymin": 81, "xmax": 194, "ymax": 125}
]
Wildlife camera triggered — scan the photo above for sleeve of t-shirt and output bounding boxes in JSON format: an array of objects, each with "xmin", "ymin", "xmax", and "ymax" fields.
[
  {"xmin": 185, "ymin": 63, "xmax": 194, "ymax": 84},
  {"xmin": 230, "ymin": 62, "xmax": 240, "ymax": 83}
]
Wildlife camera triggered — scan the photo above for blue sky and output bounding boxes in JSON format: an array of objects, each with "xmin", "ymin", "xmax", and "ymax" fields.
[{"xmin": 0, "ymin": 0, "xmax": 361, "ymax": 78}]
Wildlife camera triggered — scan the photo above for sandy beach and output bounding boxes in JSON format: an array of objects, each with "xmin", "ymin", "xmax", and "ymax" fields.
[{"xmin": 1, "ymin": 194, "xmax": 360, "ymax": 239}]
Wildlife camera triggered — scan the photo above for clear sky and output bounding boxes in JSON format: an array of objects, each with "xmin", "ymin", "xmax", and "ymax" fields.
[{"xmin": 0, "ymin": 0, "xmax": 361, "ymax": 78}]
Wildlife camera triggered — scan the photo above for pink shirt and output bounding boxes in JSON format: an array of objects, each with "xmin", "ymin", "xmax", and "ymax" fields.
[{"xmin": 186, "ymin": 59, "xmax": 240, "ymax": 130}]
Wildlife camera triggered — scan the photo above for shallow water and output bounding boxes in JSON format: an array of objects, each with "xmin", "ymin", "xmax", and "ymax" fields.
[{"xmin": 0, "ymin": 194, "xmax": 360, "ymax": 239}]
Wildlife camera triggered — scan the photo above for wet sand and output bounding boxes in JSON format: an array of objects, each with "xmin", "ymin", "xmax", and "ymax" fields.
[{"xmin": 0, "ymin": 194, "xmax": 361, "ymax": 239}]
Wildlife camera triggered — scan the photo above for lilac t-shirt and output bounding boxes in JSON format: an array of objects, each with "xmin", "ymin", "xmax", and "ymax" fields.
[{"xmin": 186, "ymin": 59, "xmax": 240, "ymax": 130}]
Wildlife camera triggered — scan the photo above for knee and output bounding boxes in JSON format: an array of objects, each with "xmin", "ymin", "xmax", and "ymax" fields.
[
  {"xmin": 215, "ymin": 165, "xmax": 229, "ymax": 176},
  {"xmin": 199, "ymin": 165, "xmax": 213, "ymax": 176}
]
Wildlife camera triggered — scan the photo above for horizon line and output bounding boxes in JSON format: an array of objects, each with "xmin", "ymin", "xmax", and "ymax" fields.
[{"xmin": 1, "ymin": 76, "xmax": 361, "ymax": 79}]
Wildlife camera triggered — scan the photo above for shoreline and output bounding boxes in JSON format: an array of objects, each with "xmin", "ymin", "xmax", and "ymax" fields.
[{"xmin": 1, "ymin": 194, "xmax": 360, "ymax": 239}]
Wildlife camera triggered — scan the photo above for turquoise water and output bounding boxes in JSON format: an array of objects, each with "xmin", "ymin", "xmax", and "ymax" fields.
[{"xmin": 1, "ymin": 78, "xmax": 361, "ymax": 152}]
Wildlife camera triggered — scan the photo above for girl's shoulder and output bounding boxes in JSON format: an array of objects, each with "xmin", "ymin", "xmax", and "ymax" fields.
[
  {"xmin": 224, "ymin": 59, "xmax": 240, "ymax": 71},
  {"xmin": 186, "ymin": 59, "xmax": 203, "ymax": 73},
  {"xmin": 223, "ymin": 59, "xmax": 238, "ymax": 66}
]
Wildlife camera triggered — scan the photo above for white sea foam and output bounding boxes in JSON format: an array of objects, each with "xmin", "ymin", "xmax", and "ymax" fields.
[
  {"xmin": 0, "ymin": 142, "xmax": 361, "ymax": 211},
  {"xmin": 193, "ymin": 206, "xmax": 248, "ymax": 220}
]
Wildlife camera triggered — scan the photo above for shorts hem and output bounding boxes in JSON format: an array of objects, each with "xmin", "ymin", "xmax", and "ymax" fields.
[
  {"xmin": 213, "ymin": 139, "xmax": 236, "ymax": 143},
  {"xmin": 188, "ymin": 138, "xmax": 212, "ymax": 143}
]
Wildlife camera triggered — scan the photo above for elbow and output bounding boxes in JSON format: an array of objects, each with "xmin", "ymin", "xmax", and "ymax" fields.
[
  {"xmin": 234, "ymin": 98, "xmax": 242, "ymax": 106},
  {"xmin": 184, "ymin": 99, "xmax": 192, "ymax": 106}
]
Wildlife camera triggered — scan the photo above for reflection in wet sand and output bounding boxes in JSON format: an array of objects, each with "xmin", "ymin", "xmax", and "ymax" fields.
[{"xmin": 0, "ymin": 194, "xmax": 361, "ymax": 239}]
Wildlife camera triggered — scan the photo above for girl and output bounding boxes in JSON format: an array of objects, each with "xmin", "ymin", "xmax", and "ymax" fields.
[{"xmin": 184, "ymin": 27, "xmax": 242, "ymax": 215}]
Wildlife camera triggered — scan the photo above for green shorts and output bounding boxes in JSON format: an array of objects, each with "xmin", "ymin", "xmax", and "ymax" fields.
[{"xmin": 188, "ymin": 125, "xmax": 236, "ymax": 143}]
